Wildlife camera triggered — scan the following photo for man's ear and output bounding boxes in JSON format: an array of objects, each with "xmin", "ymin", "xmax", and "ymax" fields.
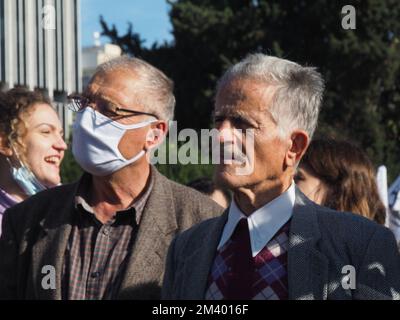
[
  {"xmin": 145, "ymin": 121, "xmax": 168, "ymax": 149},
  {"xmin": 285, "ymin": 130, "xmax": 309, "ymax": 168},
  {"xmin": 0, "ymin": 134, "xmax": 13, "ymax": 157}
]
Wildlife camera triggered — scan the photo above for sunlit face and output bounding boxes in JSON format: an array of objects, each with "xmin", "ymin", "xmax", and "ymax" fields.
[
  {"xmin": 213, "ymin": 78, "xmax": 291, "ymax": 190},
  {"xmin": 15, "ymin": 103, "xmax": 67, "ymax": 187},
  {"xmin": 294, "ymin": 166, "xmax": 327, "ymax": 204},
  {"xmin": 85, "ymin": 70, "xmax": 157, "ymax": 163}
]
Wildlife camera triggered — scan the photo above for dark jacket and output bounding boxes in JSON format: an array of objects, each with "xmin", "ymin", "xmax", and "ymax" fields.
[{"xmin": 162, "ymin": 188, "xmax": 400, "ymax": 300}]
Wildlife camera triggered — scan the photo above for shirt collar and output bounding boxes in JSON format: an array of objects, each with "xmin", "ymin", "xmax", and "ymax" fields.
[{"xmin": 218, "ymin": 182, "xmax": 295, "ymax": 257}]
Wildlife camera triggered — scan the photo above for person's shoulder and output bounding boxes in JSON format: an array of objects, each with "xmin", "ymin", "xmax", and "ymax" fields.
[
  {"xmin": 316, "ymin": 204, "xmax": 382, "ymax": 233},
  {"xmin": 180, "ymin": 214, "xmax": 223, "ymax": 238},
  {"xmin": 14, "ymin": 182, "xmax": 76, "ymax": 207},
  {"xmin": 296, "ymin": 190, "xmax": 382, "ymax": 236},
  {"xmin": 173, "ymin": 214, "xmax": 225, "ymax": 251},
  {"xmin": 163, "ymin": 174, "xmax": 206, "ymax": 198},
  {"xmin": 312, "ymin": 202, "xmax": 391, "ymax": 249},
  {"xmin": 4, "ymin": 182, "xmax": 77, "ymax": 226},
  {"xmin": 157, "ymin": 171, "xmax": 224, "ymax": 214}
]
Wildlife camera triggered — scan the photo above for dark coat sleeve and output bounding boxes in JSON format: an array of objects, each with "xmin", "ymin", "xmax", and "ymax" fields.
[
  {"xmin": 161, "ymin": 235, "xmax": 178, "ymax": 300},
  {"xmin": 0, "ymin": 207, "xmax": 19, "ymax": 299},
  {"xmin": 355, "ymin": 225, "xmax": 400, "ymax": 299}
]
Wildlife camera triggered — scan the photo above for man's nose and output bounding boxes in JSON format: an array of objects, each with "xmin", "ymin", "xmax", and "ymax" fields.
[{"xmin": 218, "ymin": 120, "xmax": 236, "ymax": 144}]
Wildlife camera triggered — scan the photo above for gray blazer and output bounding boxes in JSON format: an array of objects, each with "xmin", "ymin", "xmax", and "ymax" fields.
[
  {"xmin": 162, "ymin": 188, "xmax": 400, "ymax": 300},
  {"xmin": 0, "ymin": 168, "xmax": 224, "ymax": 300}
]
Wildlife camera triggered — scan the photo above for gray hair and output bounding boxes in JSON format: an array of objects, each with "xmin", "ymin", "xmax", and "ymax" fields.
[
  {"xmin": 95, "ymin": 56, "xmax": 175, "ymax": 121},
  {"xmin": 217, "ymin": 53, "xmax": 324, "ymax": 139}
]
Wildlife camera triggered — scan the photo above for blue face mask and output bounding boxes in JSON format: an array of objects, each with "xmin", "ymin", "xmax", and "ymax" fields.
[{"xmin": 7, "ymin": 157, "xmax": 47, "ymax": 196}]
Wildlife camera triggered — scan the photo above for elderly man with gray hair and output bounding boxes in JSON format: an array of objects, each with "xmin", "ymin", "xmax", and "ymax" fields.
[
  {"xmin": 0, "ymin": 56, "xmax": 223, "ymax": 300},
  {"xmin": 162, "ymin": 53, "xmax": 400, "ymax": 300}
]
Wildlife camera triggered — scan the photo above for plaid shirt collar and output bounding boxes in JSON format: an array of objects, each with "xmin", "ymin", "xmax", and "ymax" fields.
[
  {"xmin": 74, "ymin": 167, "xmax": 154, "ymax": 226},
  {"xmin": 218, "ymin": 181, "xmax": 295, "ymax": 257}
]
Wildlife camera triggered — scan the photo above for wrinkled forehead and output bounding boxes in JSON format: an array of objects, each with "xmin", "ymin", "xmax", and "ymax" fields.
[
  {"xmin": 214, "ymin": 78, "xmax": 277, "ymax": 117},
  {"xmin": 213, "ymin": 104, "xmax": 252, "ymax": 119},
  {"xmin": 86, "ymin": 69, "xmax": 139, "ymax": 105}
]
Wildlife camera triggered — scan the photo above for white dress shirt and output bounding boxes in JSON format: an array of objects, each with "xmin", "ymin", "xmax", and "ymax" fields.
[{"xmin": 217, "ymin": 182, "xmax": 296, "ymax": 257}]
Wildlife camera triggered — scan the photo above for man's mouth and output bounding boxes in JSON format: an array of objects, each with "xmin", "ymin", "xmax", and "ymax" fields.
[{"xmin": 220, "ymin": 151, "xmax": 247, "ymax": 166}]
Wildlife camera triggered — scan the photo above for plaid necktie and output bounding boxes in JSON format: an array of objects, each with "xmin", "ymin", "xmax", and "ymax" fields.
[{"xmin": 226, "ymin": 218, "xmax": 254, "ymax": 300}]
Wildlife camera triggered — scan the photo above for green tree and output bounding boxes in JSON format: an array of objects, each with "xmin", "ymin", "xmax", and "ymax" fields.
[
  {"xmin": 60, "ymin": 146, "xmax": 83, "ymax": 184},
  {"xmin": 101, "ymin": 0, "xmax": 400, "ymax": 182}
]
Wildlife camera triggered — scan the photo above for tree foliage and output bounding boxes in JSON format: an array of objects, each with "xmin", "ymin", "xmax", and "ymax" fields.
[{"xmin": 101, "ymin": 0, "xmax": 400, "ymax": 182}]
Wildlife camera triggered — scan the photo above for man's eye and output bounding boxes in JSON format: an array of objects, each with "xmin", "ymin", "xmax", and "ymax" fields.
[
  {"xmin": 294, "ymin": 174, "xmax": 304, "ymax": 182},
  {"xmin": 80, "ymin": 96, "xmax": 92, "ymax": 108},
  {"xmin": 97, "ymin": 101, "xmax": 117, "ymax": 115},
  {"xmin": 231, "ymin": 117, "xmax": 250, "ymax": 128},
  {"xmin": 103, "ymin": 109, "xmax": 116, "ymax": 116},
  {"xmin": 232, "ymin": 117, "xmax": 242, "ymax": 124}
]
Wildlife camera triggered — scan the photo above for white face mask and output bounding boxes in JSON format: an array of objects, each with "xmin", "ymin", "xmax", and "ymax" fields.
[{"xmin": 72, "ymin": 107, "xmax": 157, "ymax": 176}]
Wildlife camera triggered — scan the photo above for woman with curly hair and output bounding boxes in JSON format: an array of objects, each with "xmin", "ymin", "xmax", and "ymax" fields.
[
  {"xmin": 295, "ymin": 138, "xmax": 386, "ymax": 225},
  {"xmin": 0, "ymin": 88, "xmax": 67, "ymax": 234}
]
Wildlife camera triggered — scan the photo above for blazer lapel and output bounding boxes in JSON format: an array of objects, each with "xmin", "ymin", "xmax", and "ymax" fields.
[
  {"xmin": 118, "ymin": 168, "xmax": 178, "ymax": 299},
  {"xmin": 180, "ymin": 211, "xmax": 229, "ymax": 299},
  {"xmin": 30, "ymin": 183, "xmax": 77, "ymax": 300},
  {"xmin": 288, "ymin": 188, "xmax": 328, "ymax": 300}
]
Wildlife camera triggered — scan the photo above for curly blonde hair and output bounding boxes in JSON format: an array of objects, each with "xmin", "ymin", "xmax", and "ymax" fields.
[{"xmin": 0, "ymin": 87, "xmax": 51, "ymax": 153}]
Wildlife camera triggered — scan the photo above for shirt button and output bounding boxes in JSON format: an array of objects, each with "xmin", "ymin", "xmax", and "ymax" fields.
[
  {"xmin": 91, "ymin": 272, "xmax": 100, "ymax": 278},
  {"xmin": 102, "ymin": 228, "xmax": 110, "ymax": 236}
]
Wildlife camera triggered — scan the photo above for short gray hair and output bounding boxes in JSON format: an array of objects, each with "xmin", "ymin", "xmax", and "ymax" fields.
[
  {"xmin": 217, "ymin": 53, "xmax": 324, "ymax": 139},
  {"xmin": 95, "ymin": 56, "xmax": 175, "ymax": 121}
]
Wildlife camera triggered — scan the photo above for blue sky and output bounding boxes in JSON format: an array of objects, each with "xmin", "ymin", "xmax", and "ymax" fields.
[{"xmin": 81, "ymin": 0, "xmax": 173, "ymax": 48}]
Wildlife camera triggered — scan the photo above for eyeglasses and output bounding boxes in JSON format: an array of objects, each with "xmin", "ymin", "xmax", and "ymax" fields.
[{"xmin": 67, "ymin": 94, "xmax": 158, "ymax": 119}]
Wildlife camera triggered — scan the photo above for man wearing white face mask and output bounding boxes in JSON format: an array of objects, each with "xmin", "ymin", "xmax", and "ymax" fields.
[{"xmin": 0, "ymin": 56, "xmax": 224, "ymax": 300}]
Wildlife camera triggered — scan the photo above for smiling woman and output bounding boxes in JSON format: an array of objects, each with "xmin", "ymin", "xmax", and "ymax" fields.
[{"xmin": 0, "ymin": 88, "xmax": 67, "ymax": 234}]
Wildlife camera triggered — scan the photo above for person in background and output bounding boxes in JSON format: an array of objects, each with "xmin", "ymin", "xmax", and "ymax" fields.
[
  {"xmin": 0, "ymin": 88, "xmax": 67, "ymax": 236},
  {"xmin": 295, "ymin": 138, "xmax": 386, "ymax": 225},
  {"xmin": 187, "ymin": 177, "xmax": 231, "ymax": 208}
]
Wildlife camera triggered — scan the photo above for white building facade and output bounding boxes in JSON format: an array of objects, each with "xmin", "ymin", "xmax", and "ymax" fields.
[
  {"xmin": 82, "ymin": 33, "xmax": 121, "ymax": 88},
  {"xmin": 0, "ymin": 0, "xmax": 81, "ymax": 138}
]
